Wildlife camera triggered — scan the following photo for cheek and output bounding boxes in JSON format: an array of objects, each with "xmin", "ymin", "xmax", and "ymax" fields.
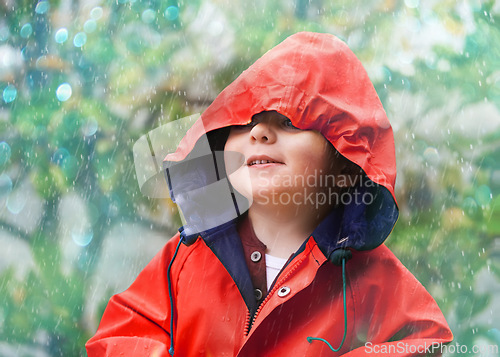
[
  {"xmin": 295, "ymin": 134, "xmax": 334, "ymax": 172},
  {"xmin": 224, "ymin": 133, "xmax": 244, "ymax": 174}
]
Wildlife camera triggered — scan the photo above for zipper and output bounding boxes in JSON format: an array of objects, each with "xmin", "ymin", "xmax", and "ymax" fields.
[{"xmin": 243, "ymin": 253, "xmax": 307, "ymax": 336}]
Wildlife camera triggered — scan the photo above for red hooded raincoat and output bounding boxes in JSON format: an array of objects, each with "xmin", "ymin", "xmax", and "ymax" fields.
[{"xmin": 86, "ymin": 32, "xmax": 453, "ymax": 356}]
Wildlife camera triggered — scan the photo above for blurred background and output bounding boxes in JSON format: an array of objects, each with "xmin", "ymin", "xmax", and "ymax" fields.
[{"xmin": 1, "ymin": 0, "xmax": 499, "ymax": 355}]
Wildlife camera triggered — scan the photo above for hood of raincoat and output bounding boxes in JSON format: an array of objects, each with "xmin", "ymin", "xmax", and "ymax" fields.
[{"xmin": 163, "ymin": 31, "xmax": 398, "ymax": 252}]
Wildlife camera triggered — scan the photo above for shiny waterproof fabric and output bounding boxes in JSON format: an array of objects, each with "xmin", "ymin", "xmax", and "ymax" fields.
[{"xmin": 86, "ymin": 32, "xmax": 453, "ymax": 355}]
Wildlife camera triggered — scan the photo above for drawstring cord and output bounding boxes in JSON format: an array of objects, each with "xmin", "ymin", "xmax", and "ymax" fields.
[
  {"xmin": 167, "ymin": 236, "xmax": 184, "ymax": 356},
  {"xmin": 167, "ymin": 238, "xmax": 348, "ymax": 355},
  {"xmin": 307, "ymin": 256, "xmax": 348, "ymax": 352}
]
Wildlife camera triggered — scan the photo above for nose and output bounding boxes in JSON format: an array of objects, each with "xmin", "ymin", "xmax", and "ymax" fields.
[{"xmin": 250, "ymin": 122, "xmax": 276, "ymax": 144}]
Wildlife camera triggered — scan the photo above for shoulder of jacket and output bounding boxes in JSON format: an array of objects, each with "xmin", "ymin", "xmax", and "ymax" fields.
[
  {"xmin": 351, "ymin": 244, "xmax": 408, "ymax": 272},
  {"xmin": 159, "ymin": 233, "xmax": 205, "ymax": 271},
  {"xmin": 348, "ymin": 244, "xmax": 426, "ymax": 296}
]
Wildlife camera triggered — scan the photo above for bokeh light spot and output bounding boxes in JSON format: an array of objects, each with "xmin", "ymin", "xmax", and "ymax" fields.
[
  {"xmin": 6, "ymin": 191, "xmax": 27, "ymax": 214},
  {"xmin": 0, "ymin": 25, "xmax": 10, "ymax": 41},
  {"xmin": 475, "ymin": 185, "xmax": 492, "ymax": 207},
  {"xmin": 0, "ymin": 173, "xmax": 13, "ymax": 198},
  {"xmin": 0, "ymin": 142, "xmax": 12, "ymax": 166},
  {"xmin": 142, "ymin": 9, "xmax": 156, "ymax": 24},
  {"xmin": 462, "ymin": 197, "xmax": 479, "ymax": 217},
  {"xmin": 90, "ymin": 7, "xmax": 103, "ymax": 20},
  {"xmin": 423, "ymin": 147, "xmax": 439, "ymax": 164},
  {"xmin": 73, "ymin": 32, "xmax": 87, "ymax": 47},
  {"xmin": 56, "ymin": 83, "xmax": 72, "ymax": 102},
  {"xmin": 52, "ymin": 148, "xmax": 70, "ymax": 166},
  {"xmin": 165, "ymin": 6, "xmax": 179, "ymax": 21},
  {"xmin": 54, "ymin": 28, "xmax": 68, "ymax": 43},
  {"xmin": 84, "ymin": 19, "xmax": 97, "ymax": 33},
  {"xmin": 81, "ymin": 117, "xmax": 98, "ymax": 136},
  {"xmin": 2, "ymin": 85, "xmax": 17, "ymax": 103},
  {"xmin": 20, "ymin": 23, "xmax": 33, "ymax": 38},
  {"xmin": 72, "ymin": 228, "xmax": 93, "ymax": 247},
  {"xmin": 35, "ymin": 1, "xmax": 50, "ymax": 14},
  {"xmin": 62, "ymin": 156, "xmax": 79, "ymax": 179}
]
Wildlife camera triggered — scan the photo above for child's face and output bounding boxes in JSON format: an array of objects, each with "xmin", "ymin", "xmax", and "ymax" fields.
[{"xmin": 224, "ymin": 111, "xmax": 347, "ymax": 207}]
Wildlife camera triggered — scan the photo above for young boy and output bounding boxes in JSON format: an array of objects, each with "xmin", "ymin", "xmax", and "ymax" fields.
[{"xmin": 86, "ymin": 32, "xmax": 453, "ymax": 356}]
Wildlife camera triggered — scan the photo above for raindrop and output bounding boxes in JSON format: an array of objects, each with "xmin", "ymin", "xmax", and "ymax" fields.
[
  {"xmin": 6, "ymin": 190, "xmax": 27, "ymax": 214},
  {"xmin": 73, "ymin": 32, "xmax": 87, "ymax": 47},
  {"xmin": 81, "ymin": 117, "xmax": 98, "ymax": 136},
  {"xmin": 84, "ymin": 19, "xmax": 97, "ymax": 33},
  {"xmin": 56, "ymin": 83, "xmax": 72, "ymax": 101},
  {"xmin": 2, "ymin": 85, "xmax": 17, "ymax": 103},
  {"xmin": 54, "ymin": 28, "xmax": 68, "ymax": 43},
  {"xmin": 0, "ymin": 142, "xmax": 11, "ymax": 165},
  {"xmin": 90, "ymin": 7, "xmax": 103, "ymax": 20},
  {"xmin": 72, "ymin": 228, "xmax": 93, "ymax": 247},
  {"xmin": 20, "ymin": 23, "xmax": 33, "ymax": 38},
  {"xmin": 0, "ymin": 173, "xmax": 13, "ymax": 197},
  {"xmin": 35, "ymin": 1, "xmax": 50, "ymax": 14},
  {"xmin": 142, "ymin": 9, "xmax": 156, "ymax": 24},
  {"xmin": 165, "ymin": 6, "xmax": 179, "ymax": 21}
]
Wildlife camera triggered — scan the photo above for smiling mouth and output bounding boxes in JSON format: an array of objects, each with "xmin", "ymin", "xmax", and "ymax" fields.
[
  {"xmin": 246, "ymin": 156, "xmax": 284, "ymax": 166},
  {"xmin": 248, "ymin": 159, "xmax": 280, "ymax": 166}
]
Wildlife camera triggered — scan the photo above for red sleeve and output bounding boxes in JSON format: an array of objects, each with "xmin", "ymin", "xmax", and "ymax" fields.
[
  {"xmin": 343, "ymin": 245, "xmax": 453, "ymax": 356},
  {"xmin": 86, "ymin": 234, "xmax": 185, "ymax": 356}
]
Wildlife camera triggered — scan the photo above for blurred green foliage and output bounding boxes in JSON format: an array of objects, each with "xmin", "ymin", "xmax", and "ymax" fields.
[{"xmin": 1, "ymin": 0, "xmax": 499, "ymax": 355}]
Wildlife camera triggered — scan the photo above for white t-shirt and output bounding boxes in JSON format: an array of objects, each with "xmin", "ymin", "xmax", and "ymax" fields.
[{"xmin": 265, "ymin": 254, "xmax": 288, "ymax": 291}]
